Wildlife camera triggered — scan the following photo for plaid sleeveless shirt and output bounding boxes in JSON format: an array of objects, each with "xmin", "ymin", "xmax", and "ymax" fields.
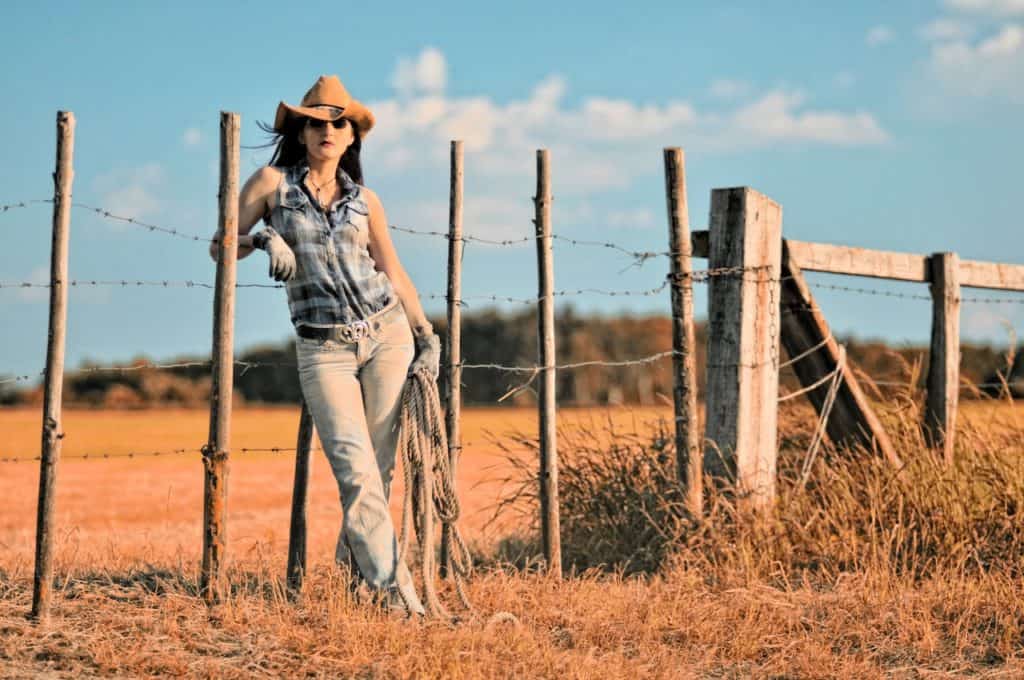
[{"xmin": 264, "ymin": 161, "xmax": 396, "ymax": 328}]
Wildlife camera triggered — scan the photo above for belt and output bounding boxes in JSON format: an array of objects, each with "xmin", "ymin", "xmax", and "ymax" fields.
[{"xmin": 296, "ymin": 301, "xmax": 401, "ymax": 343}]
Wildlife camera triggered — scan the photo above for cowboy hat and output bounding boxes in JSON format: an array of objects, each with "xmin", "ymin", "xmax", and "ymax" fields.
[{"xmin": 273, "ymin": 74, "xmax": 375, "ymax": 135}]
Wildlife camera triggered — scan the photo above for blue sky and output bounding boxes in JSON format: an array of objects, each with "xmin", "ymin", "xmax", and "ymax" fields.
[{"xmin": 2, "ymin": 0, "xmax": 1023, "ymax": 380}]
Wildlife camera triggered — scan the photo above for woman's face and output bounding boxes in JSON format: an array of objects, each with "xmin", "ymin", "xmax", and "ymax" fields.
[{"xmin": 300, "ymin": 117, "xmax": 355, "ymax": 163}]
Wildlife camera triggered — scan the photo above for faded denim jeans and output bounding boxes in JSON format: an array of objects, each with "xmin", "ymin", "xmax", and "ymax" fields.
[{"xmin": 295, "ymin": 300, "xmax": 424, "ymax": 614}]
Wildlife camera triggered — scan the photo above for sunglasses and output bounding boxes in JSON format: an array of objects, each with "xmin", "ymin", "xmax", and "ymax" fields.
[{"xmin": 305, "ymin": 117, "xmax": 349, "ymax": 130}]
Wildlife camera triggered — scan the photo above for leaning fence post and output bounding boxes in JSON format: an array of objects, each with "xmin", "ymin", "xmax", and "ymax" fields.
[
  {"xmin": 663, "ymin": 148, "xmax": 702, "ymax": 517},
  {"xmin": 286, "ymin": 401, "xmax": 314, "ymax": 593},
  {"xmin": 31, "ymin": 111, "xmax": 75, "ymax": 622},
  {"xmin": 534, "ymin": 149, "xmax": 561, "ymax": 578},
  {"xmin": 704, "ymin": 187, "xmax": 783, "ymax": 514},
  {"xmin": 441, "ymin": 140, "xmax": 464, "ymax": 578},
  {"xmin": 201, "ymin": 111, "xmax": 240, "ymax": 604},
  {"xmin": 924, "ymin": 251, "xmax": 960, "ymax": 465}
]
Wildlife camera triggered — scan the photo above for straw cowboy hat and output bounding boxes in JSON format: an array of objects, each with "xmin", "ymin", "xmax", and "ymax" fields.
[{"xmin": 273, "ymin": 74, "xmax": 376, "ymax": 135}]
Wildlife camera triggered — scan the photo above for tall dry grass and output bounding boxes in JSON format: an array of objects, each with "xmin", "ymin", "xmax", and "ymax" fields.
[{"xmin": 3, "ymin": 389, "xmax": 1024, "ymax": 676}]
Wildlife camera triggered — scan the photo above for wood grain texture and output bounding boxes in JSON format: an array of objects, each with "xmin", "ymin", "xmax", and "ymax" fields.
[
  {"xmin": 441, "ymin": 140, "xmax": 464, "ymax": 578},
  {"xmin": 202, "ymin": 112, "xmax": 240, "ymax": 604},
  {"xmin": 32, "ymin": 111, "xmax": 75, "ymax": 622},
  {"xmin": 286, "ymin": 401, "xmax": 315, "ymax": 593},
  {"xmin": 663, "ymin": 148, "xmax": 702, "ymax": 517},
  {"xmin": 779, "ymin": 244, "xmax": 901, "ymax": 467},
  {"xmin": 694, "ymin": 234, "xmax": 1024, "ymax": 293},
  {"xmin": 534, "ymin": 149, "xmax": 561, "ymax": 577},
  {"xmin": 704, "ymin": 187, "xmax": 782, "ymax": 514},
  {"xmin": 924, "ymin": 252, "xmax": 961, "ymax": 464}
]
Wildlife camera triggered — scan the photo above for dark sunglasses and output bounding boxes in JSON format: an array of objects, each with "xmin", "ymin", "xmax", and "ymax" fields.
[{"xmin": 305, "ymin": 117, "xmax": 349, "ymax": 130}]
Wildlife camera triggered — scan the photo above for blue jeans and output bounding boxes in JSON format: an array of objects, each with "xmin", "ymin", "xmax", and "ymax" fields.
[{"xmin": 295, "ymin": 301, "xmax": 424, "ymax": 614}]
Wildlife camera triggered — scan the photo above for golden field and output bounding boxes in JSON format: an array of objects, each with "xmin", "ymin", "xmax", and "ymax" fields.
[
  {"xmin": 1, "ymin": 401, "xmax": 1023, "ymax": 678},
  {"xmin": 0, "ymin": 405, "xmax": 675, "ymax": 565}
]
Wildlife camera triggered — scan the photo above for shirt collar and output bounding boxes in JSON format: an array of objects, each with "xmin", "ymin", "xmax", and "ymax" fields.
[{"xmin": 294, "ymin": 158, "xmax": 359, "ymax": 201}]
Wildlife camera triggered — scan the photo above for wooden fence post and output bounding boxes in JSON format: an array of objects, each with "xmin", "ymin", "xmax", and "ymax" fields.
[
  {"xmin": 662, "ymin": 148, "xmax": 702, "ymax": 517},
  {"xmin": 201, "ymin": 111, "xmax": 240, "ymax": 604},
  {"xmin": 924, "ymin": 251, "xmax": 960, "ymax": 465},
  {"xmin": 286, "ymin": 401, "xmax": 314, "ymax": 593},
  {"xmin": 441, "ymin": 140, "xmax": 464, "ymax": 578},
  {"xmin": 534, "ymin": 149, "xmax": 561, "ymax": 577},
  {"xmin": 31, "ymin": 111, "xmax": 75, "ymax": 622},
  {"xmin": 704, "ymin": 187, "xmax": 783, "ymax": 514}
]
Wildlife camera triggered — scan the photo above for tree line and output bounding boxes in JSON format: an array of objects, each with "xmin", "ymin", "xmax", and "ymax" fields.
[{"xmin": 2, "ymin": 306, "xmax": 1021, "ymax": 408}]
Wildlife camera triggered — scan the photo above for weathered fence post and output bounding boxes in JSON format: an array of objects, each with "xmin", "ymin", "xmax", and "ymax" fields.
[
  {"xmin": 924, "ymin": 251, "xmax": 960, "ymax": 465},
  {"xmin": 286, "ymin": 401, "xmax": 314, "ymax": 593},
  {"xmin": 201, "ymin": 111, "xmax": 240, "ymax": 604},
  {"xmin": 704, "ymin": 187, "xmax": 783, "ymax": 514},
  {"xmin": 31, "ymin": 111, "xmax": 75, "ymax": 622},
  {"xmin": 534, "ymin": 149, "xmax": 561, "ymax": 577},
  {"xmin": 441, "ymin": 140, "xmax": 464, "ymax": 578},
  {"xmin": 663, "ymin": 148, "xmax": 702, "ymax": 517}
]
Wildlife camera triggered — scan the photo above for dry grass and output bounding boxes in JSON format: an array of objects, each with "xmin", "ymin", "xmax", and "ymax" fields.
[{"xmin": 1, "ymin": 401, "xmax": 1024, "ymax": 678}]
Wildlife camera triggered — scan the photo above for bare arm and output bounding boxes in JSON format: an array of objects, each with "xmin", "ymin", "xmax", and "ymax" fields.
[
  {"xmin": 207, "ymin": 166, "xmax": 281, "ymax": 262},
  {"xmin": 364, "ymin": 187, "xmax": 433, "ymax": 335}
]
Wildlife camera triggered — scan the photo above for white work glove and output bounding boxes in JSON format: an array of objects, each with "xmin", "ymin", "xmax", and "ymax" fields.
[
  {"xmin": 409, "ymin": 332, "xmax": 441, "ymax": 379},
  {"xmin": 251, "ymin": 227, "xmax": 296, "ymax": 282}
]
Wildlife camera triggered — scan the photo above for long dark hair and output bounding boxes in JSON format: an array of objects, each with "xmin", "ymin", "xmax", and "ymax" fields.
[{"xmin": 255, "ymin": 118, "xmax": 364, "ymax": 185}]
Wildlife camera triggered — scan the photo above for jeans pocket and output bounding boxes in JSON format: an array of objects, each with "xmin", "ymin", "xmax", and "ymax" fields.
[{"xmin": 371, "ymin": 313, "xmax": 413, "ymax": 349}]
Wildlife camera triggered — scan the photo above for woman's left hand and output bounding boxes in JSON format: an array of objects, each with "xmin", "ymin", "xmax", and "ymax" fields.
[{"xmin": 409, "ymin": 333, "xmax": 441, "ymax": 379}]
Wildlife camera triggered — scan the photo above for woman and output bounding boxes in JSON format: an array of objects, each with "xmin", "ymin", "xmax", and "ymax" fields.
[{"xmin": 209, "ymin": 75, "xmax": 440, "ymax": 617}]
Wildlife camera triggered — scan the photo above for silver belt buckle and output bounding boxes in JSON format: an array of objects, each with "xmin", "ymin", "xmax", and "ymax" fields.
[{"xmin": 341, "ymin": 320, "xmax": 369, "ymax": 342}]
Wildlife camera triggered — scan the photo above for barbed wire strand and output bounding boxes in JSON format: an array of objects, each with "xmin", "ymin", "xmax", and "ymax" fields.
[
  {"xmin": 0, "ymin": 280, "xmax": 283, "ymax": 290},
  {"xmin": 0, "ymin": 441, "xmax": 499, "ymax": 465},
  {"xmin": 1, "ymin": 199, "xmax": 52, "ymax": 212}
]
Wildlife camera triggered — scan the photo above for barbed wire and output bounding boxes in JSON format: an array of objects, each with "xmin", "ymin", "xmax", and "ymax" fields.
[
  {"xmin": 1, "ymin": 264, "xmax": 774, "ymax": 300},
  {"xmin": 0, "ymin": 374, "xmax": 36, "ymax": 386},
  {"xmin": 805, "ymin": 280, "xmax": 1024, "ymax": 304},
  {"xmin": 0, "ymin": 445, "xmax": 306, "ymax": 464},
  {"xmin": 1, "ymin": 199, "xmax": 52, "ymax": 212},
  {"xmin": 0, "ymin": 441, "xmax": 498, "ymax": 465},
  {"xmin": 72, "ymin": 203, "xmax": 210, "ymax": 242},
  {"xmin": 6, "ymin": 198, "xmax": 680, "ymax": 269},
  {"xmin": 0, "ymin": 280, "xmax": 282, "ymax": 290}
]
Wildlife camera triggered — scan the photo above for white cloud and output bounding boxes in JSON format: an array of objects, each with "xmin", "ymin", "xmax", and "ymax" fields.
[
  {"xmin": 182, "ymin": 128, "xmax": 202, "ymax": 148},
  {"xmin": 729, "ymin": 91, "xmax": 889, "ymax": 145},
  {"xmin": 926, "ymin": 23, "xmax": 1024, "ymax": 98},
  {"xmin": 392, "ymin": 46, "xmax": 447, "ymax": 96},
  {"xmin": 919, "ymin": 18, "xmax": 974, "ymax": 41},
  {"xmin": 92, "ymin": 163, "xmax": 164, "ymax": 220},
  {"xmin": 365, "ymin": 49, "xmax": 889, "ymax": 239},
  {"xmin": 945, "ymin": 0, "xmax": 1024, "ymax": 16},
  {"xmin": 866, "ymin": 25, "xmax": 895, "ymax": 46},
  {"xmin": 709, "ymin": 79, "xmax": 750, "ymax": 98}
]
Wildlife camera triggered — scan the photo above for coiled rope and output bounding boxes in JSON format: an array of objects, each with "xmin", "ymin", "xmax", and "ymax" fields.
[{"xmin": 397, "ymin": 369, "xmax": 476, "ymax": 621}]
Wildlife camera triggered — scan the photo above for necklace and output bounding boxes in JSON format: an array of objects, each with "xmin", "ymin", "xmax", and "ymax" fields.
[{"xmin": 307, "ymin": 174, "xmax": 337, "ymax": 209}]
